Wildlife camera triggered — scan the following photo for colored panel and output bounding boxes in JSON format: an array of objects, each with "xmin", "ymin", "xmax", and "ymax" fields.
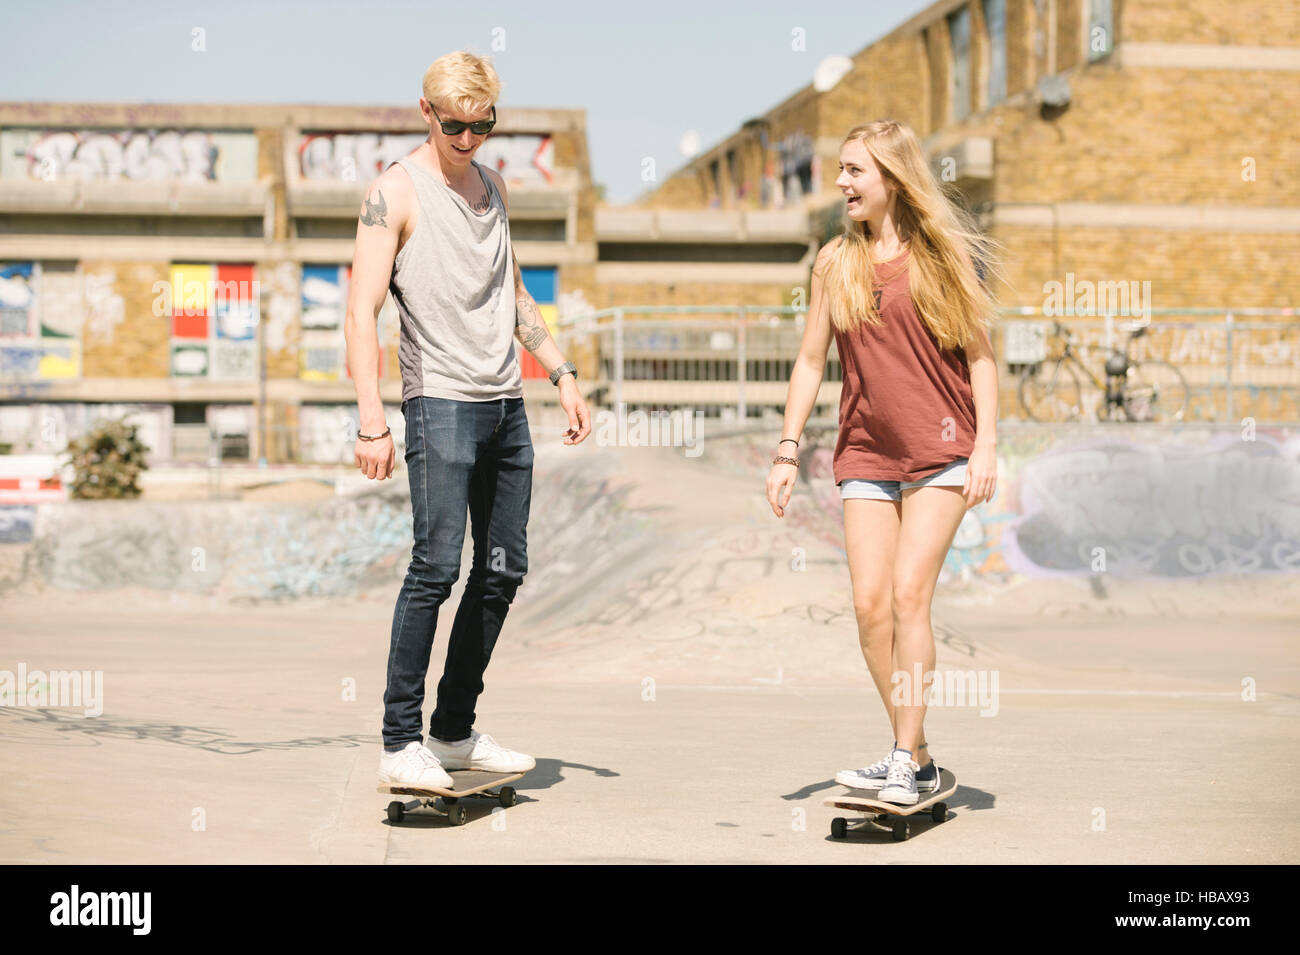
[
  {"xmin": 519, "ymin": 351, "xmax": 546, "ymax": 380},
  {"xmin": 216, "ymin": 263, "xmax": 255, "ymax": 298},
  {"xmin": 301, "ymin": 265, "xmax": 344, "ymax": 330},
  {"xmin": 0, "ymin": 263, "xmax": 37, "ymax": 338},
  {"xmin": 215, "ymin": 300, "xmax": 257, "ymax": 340},
  {"xmin": 172, "ymin": 312, "xmax": 209, "ymax": 339},
  {"xmin": 171, "ymin": 263, "xmax": 213, "ymax": 317},
  {"xmin": 520, "ymin": 266, "xmax": 556, "ymax": 303},
  {"xmin": 38, "ymin": 341, "xmax": 80, "ymax": 378},
  {"xmin": 538, "ymin": 303, "xmax": 558, "ymax": 333}
]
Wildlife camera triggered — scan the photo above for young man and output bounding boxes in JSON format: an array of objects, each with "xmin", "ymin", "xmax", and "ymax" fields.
[{"xmin": 345, "ymin": 51, "xmax": 591, "ymax": 787}]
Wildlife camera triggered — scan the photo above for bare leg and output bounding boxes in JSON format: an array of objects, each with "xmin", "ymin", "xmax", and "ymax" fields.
[
  {"xmin": 843, "ymin": 499, "xmax": 924, "ymax": 752},
  {"xmin": 891, "ymin": 485, "xmax": 968, "ymax": 768}
]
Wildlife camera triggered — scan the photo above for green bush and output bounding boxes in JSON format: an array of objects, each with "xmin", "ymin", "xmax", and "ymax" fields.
[{"xmin": 64, "ymin": 417, "xmax": 151, "ymax": 500}]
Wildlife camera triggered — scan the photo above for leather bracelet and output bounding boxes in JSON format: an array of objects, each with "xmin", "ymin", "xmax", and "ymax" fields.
[
  {"xmin": 772, "ymin": 454, "xmax": 799, "ymax": 467},
  {"xmin": 779, "ymin": 438, "xmax": 799, "ymax": 448},
  {"xmin": 358, "ymin": 426, "xmax": 391, "ymax": 442}
]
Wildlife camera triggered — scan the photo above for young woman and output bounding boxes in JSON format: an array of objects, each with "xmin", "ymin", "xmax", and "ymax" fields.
[{"xmin": 765, "ymin": 119, "xmax": 1000, "ymax": 805}]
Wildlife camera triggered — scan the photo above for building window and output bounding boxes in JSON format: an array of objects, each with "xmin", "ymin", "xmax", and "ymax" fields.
[
  {"xmin": 983, "ymin": 0, "xmax": 1007, "ymax": 107},
  {"xmin": 948, "ymin": 5, "xmax": 972, "ymax": 122},
  {"xmin": 1087, "ymin": 0, "xmax": 1114, "ymax": 61}
]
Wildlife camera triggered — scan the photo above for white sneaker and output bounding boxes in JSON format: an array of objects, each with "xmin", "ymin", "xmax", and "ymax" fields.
[
  {"xmin": 878, "ymin": 750, "xmax": 920, "ymax": 806},
  {"xmin": 836, "ymin": 747, "xmax": 897, "ymax": 790},
  {"xmin": 426, "ymin": 729, "xmax": 535, "ymax": 773},
  {"xmin": 379, "ymin": 741, "xmax": 453, "ymax": 788}
]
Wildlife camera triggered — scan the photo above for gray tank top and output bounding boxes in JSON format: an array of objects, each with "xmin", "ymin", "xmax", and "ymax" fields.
[{"xmin": 387, "ymin": 156, "xmax": 522, "ymax": 402}]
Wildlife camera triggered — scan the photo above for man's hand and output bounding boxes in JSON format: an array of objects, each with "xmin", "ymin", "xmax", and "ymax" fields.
[
  {"xmin": 557, "ymin": 376, "xmax": 591, "ymax": 445},
  {"xmin": 355, "ymin": 431, "xmax": 396, "ymax": 480}
]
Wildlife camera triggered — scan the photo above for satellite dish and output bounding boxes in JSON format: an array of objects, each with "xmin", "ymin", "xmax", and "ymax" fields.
[
  {"xmin": 813, "ymin": 55, "xmax": 853, "ymax": 92},
  {"xmin": 679, "ymin": 130, "xmax": 701, "ymax": 159}
]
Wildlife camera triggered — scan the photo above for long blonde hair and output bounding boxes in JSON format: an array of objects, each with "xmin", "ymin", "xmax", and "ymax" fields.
[{"xmin": 824, "ymin": 119, "xmax": 1000, "ymax": 351}]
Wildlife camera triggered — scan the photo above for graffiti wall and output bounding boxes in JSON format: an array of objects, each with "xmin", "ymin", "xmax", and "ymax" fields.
[
  {"xmin": 0, "ymin": 128, "xmax": 259, "ymax": 182},
  {"xmin": 731, "ymin": 425, "xmax": 1299, "ymax": 583},
  {"xmin": 998, "ymin": 428, "xmax": 1300, "ymax": 578},
  {"xmin": 297, "ymin": 132, "xmax": 555, "ymax": 185}
]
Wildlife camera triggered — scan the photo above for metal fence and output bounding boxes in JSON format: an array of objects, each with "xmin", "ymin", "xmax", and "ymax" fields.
[{"xmin": 553, "ymin": 306, "xmax": 1299, "ymax": 425}]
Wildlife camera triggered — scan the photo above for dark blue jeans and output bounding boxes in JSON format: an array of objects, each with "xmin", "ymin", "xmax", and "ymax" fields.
[{"xmin": 383, "ymin": 396, "xmax": 533, "ymax": 750}]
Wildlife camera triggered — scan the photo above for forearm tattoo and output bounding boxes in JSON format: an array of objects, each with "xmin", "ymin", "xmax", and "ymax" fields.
[
  {"xmin": 360, "ymin": 188, "xmax": 387, "ymax": 227},
  {"xmin": 516, "ymin": 296, "xmax": 549, "ymax": 351}
]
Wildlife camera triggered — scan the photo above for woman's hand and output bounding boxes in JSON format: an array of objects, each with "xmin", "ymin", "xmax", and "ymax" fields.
[
  {"xmin": 767, "ymin": 461, "xmax": 799, "ymax": 517},
  {"xmin": 962, "ymin": 441, "xmax": 997, "ymax": 508}
]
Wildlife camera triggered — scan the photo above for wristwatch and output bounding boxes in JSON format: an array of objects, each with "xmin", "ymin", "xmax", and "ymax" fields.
[{"xmin": 549, "ymin": 360, "xmax": 577, "ymax": 386}]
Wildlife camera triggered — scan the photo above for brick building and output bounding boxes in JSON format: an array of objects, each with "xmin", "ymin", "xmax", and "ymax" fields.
[
  {"xmin": 0, "ymin": 103, "xmax": 596, "ymax": 463},
  {"xmin": 645, "ymin": 0, "xmax": 1298, "ymax": 312}
]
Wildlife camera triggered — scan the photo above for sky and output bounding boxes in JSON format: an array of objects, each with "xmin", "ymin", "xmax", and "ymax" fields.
[{"xmin": 0, "ymin": 0, "xmax": 933, "ymax": 203}]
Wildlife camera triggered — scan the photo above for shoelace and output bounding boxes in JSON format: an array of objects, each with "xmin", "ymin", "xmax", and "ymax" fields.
[
  {"xmin": 864, "ymin": 754, "xmax": 893, "ymax": 775},
  {"xmin": 885, "ymin": 758, "xmax": 918, "ymax": 785},
  {"xmin": 400, "ymin": 746, "xmax": 440, "ymax": 772},
  {"xmin": 473, "ymin": 733, "xmax": 509, "ymax": 756}
]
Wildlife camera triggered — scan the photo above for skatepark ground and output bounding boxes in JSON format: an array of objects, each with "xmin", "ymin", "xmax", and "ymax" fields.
[{"xmin": 1, "ymin": 422, "xmax": 1297, "ymax": 864}]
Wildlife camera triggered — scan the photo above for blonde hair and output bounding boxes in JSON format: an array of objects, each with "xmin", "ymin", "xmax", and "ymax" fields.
[
  {"xmin": 823, "ymin": 119, "xmax": 1001, "ymax": 351},
  {"xmin": 422, "ymin": 51, "xmax": 502, "ymax": 115}
]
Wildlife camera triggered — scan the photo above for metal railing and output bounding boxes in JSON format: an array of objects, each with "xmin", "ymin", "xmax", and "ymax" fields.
[{"xmin": 551, "ymin": 306, "xmax": 1298, "ymax": 425}]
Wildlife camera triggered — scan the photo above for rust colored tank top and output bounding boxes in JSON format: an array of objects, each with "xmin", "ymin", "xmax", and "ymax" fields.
[{"xmin": 830, "ymin": 250, "xmax": 977, "ymax": 483}]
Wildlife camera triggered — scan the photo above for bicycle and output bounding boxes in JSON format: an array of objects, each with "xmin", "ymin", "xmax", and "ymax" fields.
[{"xmin": 1017, "ymin": 320, "xmax": 1189, "ymax": 423}]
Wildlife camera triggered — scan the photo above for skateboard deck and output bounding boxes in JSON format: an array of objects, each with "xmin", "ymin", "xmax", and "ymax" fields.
[
  {"xmin": 378, "ymin": 769, "xmax": 525, "ymax": 825},
  {"xmin": 824, "ymin": 768, "xmax": 957, "ymax": 841}
]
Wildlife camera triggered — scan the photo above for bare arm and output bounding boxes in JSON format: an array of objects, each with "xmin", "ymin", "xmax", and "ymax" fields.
[
  {"xmin": 485, "ymin": 169, "xmax": 569, "ymax": 375},
  {"xmin": 488, "ymin": 169, "xmax": 591, "ymax": 444},
  {"xmin": 344, "ymin": 170, "xmax": 407, "ymax": 478},
  {"xmin": 963, "ymin": 321, "xmax": 998, "ymax": 451},
  {"xmin": 510, "ymin": 249, "xmax": 570, "ymax": 373},
  {"xmin": 961, "ymin": 316, "xmax": 999, "ymax": 506},
  {"xmin": 780, "ymin": 239, "xmax": 839, "ymax": 446},
  {"xmin": 767, "ymin": 239, "xmax": 838, "ymax": 517}
]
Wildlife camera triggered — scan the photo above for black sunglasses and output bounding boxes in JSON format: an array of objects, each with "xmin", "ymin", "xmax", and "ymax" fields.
[{"xmin": 431, "ymin": 104, "xmax": 496, "ymax": 136}]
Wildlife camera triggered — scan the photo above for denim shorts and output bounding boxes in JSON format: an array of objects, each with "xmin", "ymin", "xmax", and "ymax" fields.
[{"xmin": 839, "ymin": 458, "xmax": 968, "ymax": 501}]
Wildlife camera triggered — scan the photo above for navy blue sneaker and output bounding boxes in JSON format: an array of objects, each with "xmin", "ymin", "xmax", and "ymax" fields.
[{"xmin": 915, "ymin": 759, "xmax": 940, "ymax": 793}]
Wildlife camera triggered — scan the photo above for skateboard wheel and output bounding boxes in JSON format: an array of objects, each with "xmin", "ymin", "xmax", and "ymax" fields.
[
  {"xmin": 830, "ymin": 817, "xmax": 848, "ymax": 839},
  {"xmin": 387, "ymin": 801, "xmax": 404, "ymax": 824},
  {"xmin": 891, "ymin": 818, "xmax": 908, "ymax": 842},
  {"xmin": 498, "ymin": 786, "xmax": 517, "ymax": 808},
  {"xmin": 931, "ymin": 803, "xmax": 947, "ymax": 823},
  {"xmin": 447, "ymin": 804, "xmax": 467, "ymax": 827}
]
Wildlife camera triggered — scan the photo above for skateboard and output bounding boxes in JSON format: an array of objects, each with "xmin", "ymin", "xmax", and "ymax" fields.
[
  {"xmin": 823, "ymin": 768, "xmax": 957, "ymax": 842},
  {"xmin": 378, "ymin": 769, "xmax": 525, "ymax": 826}
]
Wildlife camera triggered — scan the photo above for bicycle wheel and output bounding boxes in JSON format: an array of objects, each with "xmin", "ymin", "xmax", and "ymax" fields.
[
  {"xmin": 1123, "ymin": 360, "xmax": 1188, "ymax": 422},
  {"xmin": 1019, "ymin": 361, "xmax": 1083, "ymax": 422}
]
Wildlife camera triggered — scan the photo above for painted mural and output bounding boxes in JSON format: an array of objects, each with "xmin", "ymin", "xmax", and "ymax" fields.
[
  {"xmin": 0, "ymin": 129, "xmax": 259, "ymax": 182},
  {"xmin": 169, "ymin": 263, "xmax": 259, "ymax": 380},
  {"xmin": 297, "ymin": 132, "xmax": 555, "ymax": 185}
]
